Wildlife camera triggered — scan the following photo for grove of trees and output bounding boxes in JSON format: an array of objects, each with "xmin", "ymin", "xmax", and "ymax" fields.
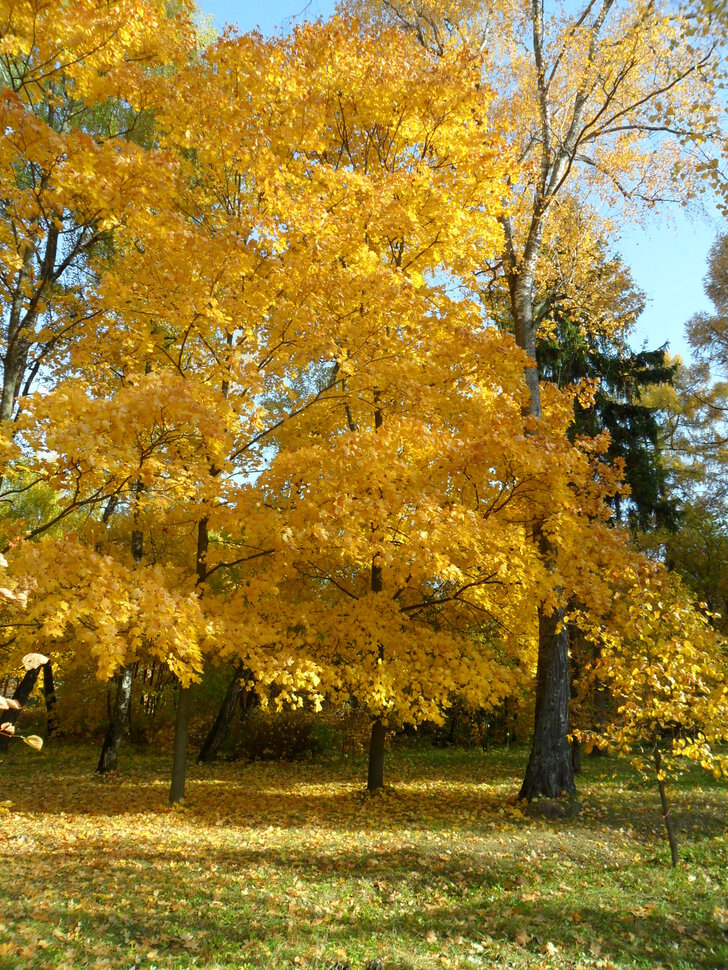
[{"xmin": 1, "ymin": 0, "xmax": 727, "ymax": 865}]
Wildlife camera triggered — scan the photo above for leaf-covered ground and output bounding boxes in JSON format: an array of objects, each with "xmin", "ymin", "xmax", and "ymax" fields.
[{"xmin": 0, "ymin": 743, "xmax": 726, "ymax": 969}]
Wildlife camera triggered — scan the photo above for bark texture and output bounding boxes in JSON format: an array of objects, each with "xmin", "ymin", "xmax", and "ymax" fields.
[
  {"xmin": 96, "ymin": 664, "xmax": 133, "ymax": 773},
  {"xmin": 198, "ymin": 663, "xmax": 248, "ymax": 763},
  {"xmin": 367, "ymin": 718, "xmax": 386, "ymax": 792},
  {"xmin": 519, "ymin": 604, "xmax": 575, "ymax": 799},
  {"xmin": 43, "ymin": 660, "xmax": 58, "ymax": 737},
  {"xmin": 654, "ymin": 745, "xmax": 679, "ymax": 866},
  {"xmin": 0, "ymin": 666, "xmax": 41, "ymax": 753}
]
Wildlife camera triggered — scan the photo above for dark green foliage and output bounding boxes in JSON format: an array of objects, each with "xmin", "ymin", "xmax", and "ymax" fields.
[{"xmin": 537, "ymin": 323, "xmax": 680, "ymax": 532}]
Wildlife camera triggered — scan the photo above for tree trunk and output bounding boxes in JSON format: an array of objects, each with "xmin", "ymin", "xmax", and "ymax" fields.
[
  {"xmin": 365, "ymin": 397, "xmax": 387, "ymax": 792},
  {"xmin": 169, "ymin": 516, "xmax": 208, "ymax": 800},
  {"xmin": 571, "ymin": 737, "xmax": 582, "ymax": 774},
  {"xmin": 0, "ymin": 666, "xmax": 41, "ymax": 753},
  {"xmin": 198, "ymin": 663, "xmax": 247, "ymax": 763},
  {"xmin": 1, "ymin": 245, "xmax": 35, "ymax": 423},
  {"xmin": 43, "ymin": 660, "xmax": 58, "ymax": 738},
  {"xmin": 508, "ymin": 259, "xmax": 576, "ymax": 802},
  {"xmin": 367, "ymin": 717, "xmax": 386, "ymax": 792},
  {"xmin": 653, "ymin": 745, "xmax": 679, "ymax": 867},
  {"xmin": 519, "ymin": 603, "xmax": 575, "ymax": 799},
  {"xmin": 96, "ymin": 664, "xmax": 133, "ymax": 773},
  {"xmin": 169, "ymin": 684, "xmax": 192, "ymax": 804},
  {"xmin": 97, "ymin": 496, "xmax": 143, "ymax": 770}
]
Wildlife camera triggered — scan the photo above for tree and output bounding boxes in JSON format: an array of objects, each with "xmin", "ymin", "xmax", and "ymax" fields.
[
  {"xmin": 354, "ymin": 0, "xmax": 725, "ymax": 799},
  {"xmin": 577, "ymin": 564, "xmax": 728, "ymax": 866},
  {"xmin": 0, "ymin": 660, "xmax": 42, "ymax": 753},
  {"xmin": 226, "ymin": 19, "xmax": 644, "ymax": 790},
  {"xmin": 640, "ymin": 234, "xmax": 728, "ymax": 628},
  {"xmin": 0, "ymin": 17, "xmax": 513, "ymax": 796},
  {"xmin": 0, "ymin": 0, "xmax": 195, "ymax": 423}
]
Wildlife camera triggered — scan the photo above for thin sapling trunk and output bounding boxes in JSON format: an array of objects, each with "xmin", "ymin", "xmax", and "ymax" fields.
[{"xmin": 653, "ymin": 743, "xmax": 679, "ymax": 867}]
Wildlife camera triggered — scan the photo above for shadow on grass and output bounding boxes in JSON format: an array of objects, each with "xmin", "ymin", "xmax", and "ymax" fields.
[
  {"xmin": 2, "ymin": 743, "xmax": 727, "ymax": 969},
  {"xmin": 4, "ymin": 835, "xmax": 726, "ymax": 969}
]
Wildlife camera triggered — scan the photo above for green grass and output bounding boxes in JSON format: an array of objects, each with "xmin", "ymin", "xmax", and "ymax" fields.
[{"xmin": 0, "ymin": 742, "xmax": 726, "ymax": 969}]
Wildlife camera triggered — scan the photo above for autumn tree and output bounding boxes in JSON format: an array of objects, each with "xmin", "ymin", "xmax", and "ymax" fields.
[
  {"xmin": 222, "ymin": 19, "xmax": 644, "ymax": 791},
  {"xmin": 0, "ymin": 0, "xmax": 202, "ymax": 770},
  {"xmin": 641, "ymin": 234, "xmax": 728, "ymax": 627},
  {"xmin": 0, "ymin": 17, "xmax": 512, "ymax": 796},
  {"xmin": 0, "ymin": 0, "xmax": 195, "ymax": 421},
  {"xmin": 0, "ymin": 12, "xmax": 632, "ymax": 800},
  {"xmin": 353, "ymin": 0, "xmax": 726, "ymax": 799},
  {"xmin": 576, "ymin": 564, "xmax": 728, "ymax": 866}
]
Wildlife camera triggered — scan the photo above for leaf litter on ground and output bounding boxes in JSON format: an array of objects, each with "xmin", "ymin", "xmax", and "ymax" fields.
[{"xmin": 0, "ymin": 743, "xmax": 726, "ymax": 969}]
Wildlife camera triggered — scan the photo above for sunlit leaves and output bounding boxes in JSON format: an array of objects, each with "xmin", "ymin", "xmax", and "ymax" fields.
[{"xmin": 576, "ymin": 564, "xmax": 728, "ymax": 783}]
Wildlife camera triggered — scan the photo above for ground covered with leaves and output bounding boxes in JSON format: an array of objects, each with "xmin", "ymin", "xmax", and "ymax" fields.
[{"xmin": 0, "ymin": 743, "xmax": 726, "ymax": 969}]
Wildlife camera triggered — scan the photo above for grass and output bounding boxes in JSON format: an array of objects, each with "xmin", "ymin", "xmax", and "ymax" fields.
[{"xmin": 0, "ymin": 741, "xmax": 726, "ymax": 969}]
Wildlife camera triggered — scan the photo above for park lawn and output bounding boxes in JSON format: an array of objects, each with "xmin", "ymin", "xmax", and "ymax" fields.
[{"xmin": 0, "ymin": 743, "xmax": 726, "ymax": 970}]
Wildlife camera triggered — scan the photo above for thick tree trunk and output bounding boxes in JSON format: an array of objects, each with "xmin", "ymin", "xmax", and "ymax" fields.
[
  {"xmin": 198, "ymin": 663, "xmax": 247, "ymax": 763},
  {"xmin": 96, "ymin": 664, "xmax": 133, "ymax": 773},
  {"xmin": 653, "ymin": 745, "xmax": 679, "ymax": 866},
  {"xmin": 508, "ymin": 259, "xmax": 576, "ymax": 802},
  {"xmin": 367, "ymin": 718, "xmax": 386, "ymax": 792},
  {"xmin": 43, "ymin": 660, "xmax": 58, "ymax": 738},
  {"xmin": 169, "ymin": 684, "xmax": 192, "ymax": 804},
  {"xmin": 519, "ymin": 603, "xmax": 575, "ymax": 799},
  {"xmin": 0, "ymin": 666, "xmax": 41, "ymax": 753}
]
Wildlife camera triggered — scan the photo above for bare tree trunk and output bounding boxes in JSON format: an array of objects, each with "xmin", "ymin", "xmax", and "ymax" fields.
[
  {"xmin": 97, "ymin": 665, "xmax": 133, "ymax": 773},
  {"xmin": 198, "ymin": 663, "xmax": 248, "ymax": 763},
  {"xmin": 0, "ymin": 666, "xmax": 41, "ymax": 753},
  {"xmin": 170, "ymin": 516, "xmax": 208, "ymax": 803},
  {"xmin": 571, "ymin": 737, "xmax": 582, "ymax": 774},
  {"xmin": 509, "ymin": 256, "xmax": 576, "ymax": 803},
  {"xmin": 519, "ymin": 603, "xmax": 575, "ymax": 799},
  {"xmin": 43, "ymin": 660, "xmax": 58, "ymax": 738},
  {"xmin": 367, "ymin": 718, "xmax": 386, "ymax": 791},
  {"xmin": 653, "ymin": 744, "xmax": 679, "ymax": 867},
  {"xmin": 366, "ymin": 396, "xmax": 387, "ymax": 792},
  {"xmin": 1, "ymin": 245, "xmax": 35, "ymax": 423},
  {"xmin": 169, "ymin": 684, "xmax": 192, "ymax": 804}
]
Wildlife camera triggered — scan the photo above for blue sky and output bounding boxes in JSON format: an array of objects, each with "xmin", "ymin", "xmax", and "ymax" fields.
[{"xmin": 201, "ymin": 0, "xmax": 722, "ymax": 362}]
